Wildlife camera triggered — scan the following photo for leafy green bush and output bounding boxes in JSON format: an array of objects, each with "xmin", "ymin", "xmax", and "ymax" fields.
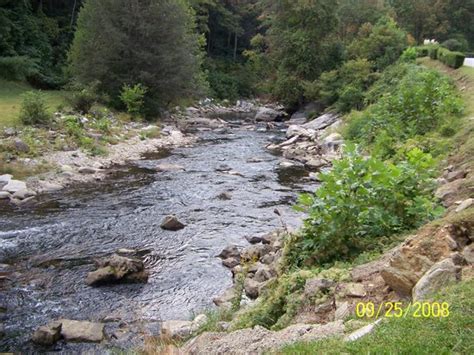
[
  {"xmin": 346, "ymin": 67, "xmax": 463, "ymax": 158},
  {"xmin": 437, "ymin": 48, "xmax": 466, "ymax": 69},
  {"xmin": 428, "ymin": 45, "xmax": 440, "ymax": 60},
  {"xmin": 348, "ymin": 17, "xmax": 408, "ymax": 70},
  {"xmin": 120, "ymin": 84, "xmax": 147, "ymax": 118},
  {"xmin": 288, "ymin": 145, "xmax": 442, "ymax": 267},
  {"xmin": 19, "ymin": 91, "xmax": 51, "ymax": 126},
  {"xmin": 415, "ymin": 46, "xmax": 430, "ymax": 57},
  {"xmin": 400, "ymin": 47, "xmax": 417, "ymax": 62},
  {"xmin": 314, "ymin": 59, "xmax": 377, "ymax": 112}
]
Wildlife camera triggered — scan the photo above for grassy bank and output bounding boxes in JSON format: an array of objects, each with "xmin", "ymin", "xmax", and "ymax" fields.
[
  {"xmin": 280, "ymin": 278, "xmax": 474, "ymax": 354},
  {"xmin": 0, "ymin": 79, "xmax": 66, "ymax": 128}
]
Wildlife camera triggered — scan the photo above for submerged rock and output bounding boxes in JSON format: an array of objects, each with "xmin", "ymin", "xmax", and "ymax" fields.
[
  {"xmin": 86, "ymin": 254, "xmax": 148, "ymax": 286},
  {"xmin": 161, "ymin": 215, "xmax": 186, "ymax": 231},
  {"xmin": 218, "ymin": 245, "xmax": 240, "ymax": 260}
]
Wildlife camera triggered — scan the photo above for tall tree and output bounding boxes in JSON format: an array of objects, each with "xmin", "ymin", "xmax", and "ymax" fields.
[{"xmin": 69, "ymin": 0, "xmax": 205, "ymax": 115}]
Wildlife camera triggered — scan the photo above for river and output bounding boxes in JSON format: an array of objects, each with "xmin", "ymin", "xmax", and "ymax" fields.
[{"xmin": 0, "ymin": 116, "xmax": 317, "ymax": 352}]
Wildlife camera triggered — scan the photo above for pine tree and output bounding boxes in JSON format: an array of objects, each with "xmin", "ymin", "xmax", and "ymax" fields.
[{"xmin": 68, "ymin": 0, "xmax": 205, "ymax": 116}]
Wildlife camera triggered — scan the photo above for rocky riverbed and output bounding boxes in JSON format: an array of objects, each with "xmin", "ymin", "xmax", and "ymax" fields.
[{"xmin": 0, "ymin": 102, "xmax": 338, "ymax": 352}]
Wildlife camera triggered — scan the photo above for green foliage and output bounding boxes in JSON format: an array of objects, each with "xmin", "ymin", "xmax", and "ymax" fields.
[
  {"xmin": 437, "ymin": 47, "xmax": 466, "ymax": 69},
  {"xmin": 19, "ymin": 91, "xmax": 51, "ymax": 126},
  {"xmin": 400, "ymin": 47, "xmax": 417, "ymax": 62},
  {"xmin": 0, "ymin": 56, "xmax": 35, "ymax": 81},
  {"xmin": 69, "ymin": 0, "xmax": 205, "ymax": 116},
  {"xmin": 428, "ymin": 45, "xmax": 440, "ymax": 60},
  {"xmin": 288, "ymin": 145, "xmax": 442, "ymax": 267},
  {"xmin": 120, "ymin": 84, "xmax": 147, "ymax": 118},
  {"xmin": 346, "ymin": 65, "xmax": 463, "ymax": 158},
  {"xmin": 442, "ymin": 38, "xmax": 468, "ymax": 52},
  {"xmin": 264, "ymin": 0, "xmax": 342, "ymax": 107},
  {"xmin": 66, "ymin": 84, "xmax": 97, "ymax": 113},
  {"xmin": 415, "ymin": 46, "xmax": 430, "ymax": 58},
  {"xmin": 205, "ymin": 58, "xmax": 255, "ymax": 100},
  {"xmin": 312, "ymin": 59, "xmax": 377, "ymax": 113},
  {"xmin": 348, "ymin": 17, "xmax": 408, "ymax": 70}
]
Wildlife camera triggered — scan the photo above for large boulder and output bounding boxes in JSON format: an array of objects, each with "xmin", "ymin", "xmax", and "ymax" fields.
[
  {"xmin": 255, "ymin": 107, "xmax": 283, "ymax": 122},
  {"xmin": 213, "ymin": 287, "xmax": 237, "ymax": 309},
  {"xmin": 412, "ymin": 258, "xmax": 460, "ymax": 301},
  {"xmin": 86, "ymin": 254, "xmax": 148, "ymax": 286},
  {"xmin": 161, "ymin": 215, "xmax": 186, "ymax": 231},
  {"xmin": 381, "ymin": 224, "xmax": 470, "ymax": 296},
  {"xmin": 161, "ymin": 320, "xmax": 193, "ymax": 340},
  {"xmin": 286, "ymin": 125, "xmax": 315, "ymax": 139},
  {"xmin": 60, "ymin": 319, "xmax": 104, "ymax": 342},
  {"xmin": 303, "ymin": 113, "xmax": 339, "ymax": 131},
  {"xmin": 218, "ymin": 245, "xmax": 240, "ymax": 260},
  {"xmin": 2, "ymin": 180, "xmax": 27, "ymax": 193}
]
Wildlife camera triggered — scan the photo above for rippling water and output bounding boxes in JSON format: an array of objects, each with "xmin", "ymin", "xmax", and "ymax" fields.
[{"xmin": 0, "ymin": 119, "xmax": 317, "ymax": 351}]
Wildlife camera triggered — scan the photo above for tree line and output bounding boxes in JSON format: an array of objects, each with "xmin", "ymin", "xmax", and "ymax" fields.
[{"xmin": 0, "ymin": 0, "xmax": 473, "ymax": 115}]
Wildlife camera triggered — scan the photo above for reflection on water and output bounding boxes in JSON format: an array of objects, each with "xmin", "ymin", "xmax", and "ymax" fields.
[{"xmin": 0, "ymin": 122, "xmax": 317, "ymax": 352}]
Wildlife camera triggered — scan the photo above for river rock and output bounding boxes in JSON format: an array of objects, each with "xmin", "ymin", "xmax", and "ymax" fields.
[
  {"xmin": 253, "ymin": 264, "xmax": 276, "ymax": 283},
  {"xmin": 213, "ymin": 287, "xmax": 236, "ymax": 309},
  {"xmin": 412, "ymin": 258, "xmax": 460, "ymax": 301},
  {"xmin": 244, "ymin": 277, "xmax": 263, "ymax": 299},
  {"xmin": 286, "ymin": 125, "xmax": 314, "ymax": 139},
  {"xmin": 245, "ymin": 235, "xmax": 263, "ymax": 244},
  {"xmin": 241, "ymin": 244, "xmax": 272, "ymax": 262},
  {"xmin": 32, "ymin": 321, "xmax": 62, "ymax": 345},
  {"xmin": 161, "ymin": 215, "xmax": 185, "ymax": 231},
  {"xmin": 39, "ymin": 182, "xmax": 64, "ymax": 193},
  {"xmin": 60, "ymin": 319, "xmax": 104, "ymax": 342},
  {"xmin": 335, "ymin": 301, "xmax": 351, "ymax": 321},
  {"xmin": 445, "ymin": 170, "xmax": 467, "ymax": 182},
  {"xmin": 155, "ymin": 163, "xmax": 185, "ymax": 172},
  {"xmin": 216, "ymin": 192, "xmax": 232, "ymax": 200},
  {"xmin": 86, "ymin": 254, "xmax": 148, "ymax": 286},
  {"xmin": 303, "ymin": 113, "xmax": 339, "ymax": 131},
  {"xmin": 13, "ymin": 139, "xmax": 30, "ymax": 153},
  {"xmin": 255, "ymin": 107, "xmax": 282, "ymax": 122},
  {"xmin": 0, "ymin": 191, "xmax": 10, "ymax": 200},
  {"xmin": 0, "ymin": 174, "xmax": 12, "ymax": 183},
  {"xmin": 222, "ymin": 257, "xmax": 240, "ymax": 269},
  {"xmin": 218, "ymin": 245, "xmax": 240, "ymax": 260},
  {"xmin": 455, "ymin": 198, "xmax": 474, "ymax": 213},
  {"xmin": 161, "ymin": 320, "xmax": 193, "ymax": 340},
  {"xmin": 344, "ymin": 283, "xmax": 367, "ymax": 298},
  {"xmin": 2, "ymin": 180, "xmax": 27, "ymax": 193},
  {"xmin": 463, "ymin": 244, "xmax": 474, "ymax": 264},
  {"xmin": 12, "ymin": 188, "xmax": 36, "ymax": 200}
]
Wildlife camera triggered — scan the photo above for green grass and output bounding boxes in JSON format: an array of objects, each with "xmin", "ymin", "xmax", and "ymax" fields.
[
  {"xmin": 279, "ymin": 278, "xmax": 474, "ymax": 355},
  {"xmin": 0, "ymin": 79, "xmax": 66, "ymax": 128}
]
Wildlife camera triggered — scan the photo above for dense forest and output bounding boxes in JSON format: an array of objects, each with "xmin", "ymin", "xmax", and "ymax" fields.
[{"xmin": 1, "ymin": 0, "xmax": 473, "ymax": 113}]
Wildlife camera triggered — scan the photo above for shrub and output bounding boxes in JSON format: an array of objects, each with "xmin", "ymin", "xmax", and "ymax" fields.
[
  {"xmin": 288, "ymin": 145, "xmax": 443, "ymax": 267},
  {"xmin": 19, "ymin": 91, "xmax": 51, "ymax": 126},
  {"xmin": 347, "ymin": 66, "xmax": 463, "ymax": 158},
  {"xmin": 428, "ymin": 45, "xmax": 440, "ymax": 60},
  {"xmin": 400, "ymin": 47, "xmax": 417, "ymax": 62},
  {"xmin": 66, "ymin": 86, "xmax": 97, "ymax": 113},
  {"xmin": 441, "ymin": 38, "xmax": 467, "ymax": 52},
  {"xmin": 120, "ymin": 84, "xmax": 147, "ymax": 118},
  {"xmin": 437, "ymin": 48, "xmax": 466, "ymax": 69},
  {"xmin": 415, "ymin": 46, "xmax": 430, "ymax": 58}
]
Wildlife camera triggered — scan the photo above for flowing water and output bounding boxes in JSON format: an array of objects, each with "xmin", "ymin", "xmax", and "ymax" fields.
[{"xmin": 0, "ymin": 117, "xmax": 317, "ymax": 352}]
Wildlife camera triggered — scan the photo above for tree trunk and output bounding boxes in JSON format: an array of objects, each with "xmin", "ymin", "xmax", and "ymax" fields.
[
  {"xmin": 233, "ymin": 33, "xmax": 238, "ymax": 61},
  {"xmin": 70, "ymin": 0, "xmax": 77, "ymax": 27}
]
